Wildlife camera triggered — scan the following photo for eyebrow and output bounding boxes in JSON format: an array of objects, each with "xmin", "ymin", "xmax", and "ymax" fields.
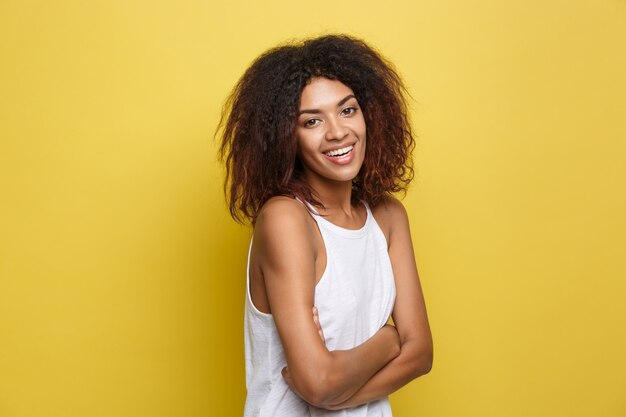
[{"xmin": 298, "ymin": 94, "xmax": 356, "ymax": 116}]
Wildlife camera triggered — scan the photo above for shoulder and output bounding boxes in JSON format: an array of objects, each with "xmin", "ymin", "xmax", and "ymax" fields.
[
  {"xmin": 252, "ymin": 196, "xmax": 319, "ymax": 283},
  {"xmin": 371, "ymin": 194, "xmax": 407, "ymax": 217},
  {"xmin": 254, "ymin": 196, "xmax": 317, "ymax": 250},
  {"xmin": 256, "ymin": 196, "xmax": 312, "ymax": 231},
  {"xmin": 370, "ymin": 195, "xmax": 411, "ymax": 243},
  {"xmin": 371, "ymin": 195, "xmax": 409, "ymax": 225}
]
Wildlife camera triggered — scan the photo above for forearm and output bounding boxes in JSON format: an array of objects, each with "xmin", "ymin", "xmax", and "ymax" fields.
[
  {"xmin": 287, "ymin": 324, "xmax": 401, "ymax": 407},
  {"xmin": 325, "ymin": 338, "xmax": 432, "ymax": 410},
  {"xmin": 319, "ymin": 196, "xmax": 434, "ymax": 410},
  {"xmin": 323, "ymin": 324, "xmax": 401, "ymax": 404}
]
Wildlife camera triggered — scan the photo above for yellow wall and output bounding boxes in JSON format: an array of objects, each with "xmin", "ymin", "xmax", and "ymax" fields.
[{"xmin": 1, "ymin": 1, "xmax": 625, "ymax": 416}]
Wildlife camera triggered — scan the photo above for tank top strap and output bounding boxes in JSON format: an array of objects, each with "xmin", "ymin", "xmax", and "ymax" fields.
[
  {"xmin": 362, "ymin": 200, "xmax": 372, "ymax": 216},
  {"xmin": 294, "ymin": 197, "xmax": 370, "ymax": 238},
  {"xmin": 293, "ymin": 196, "xmax": 322, "ymax": 218},
  {"xmin": 294, "ymin": 196, "xmax": 370, "ymax": 217}
]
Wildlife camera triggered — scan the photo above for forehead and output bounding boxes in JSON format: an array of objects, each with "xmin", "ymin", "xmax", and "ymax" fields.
[{"xmin": 299, "ymin": 77, "xmax": 355, "ymax": 109}]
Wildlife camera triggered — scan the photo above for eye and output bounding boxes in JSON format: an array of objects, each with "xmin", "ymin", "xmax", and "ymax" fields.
[
  {"xmin": 341, "ymin": 107, "xmax": 358, "ymax": 116},
  {"xmin": 303, "ymin": 118, "xmax": 320, "ymax": 127}
]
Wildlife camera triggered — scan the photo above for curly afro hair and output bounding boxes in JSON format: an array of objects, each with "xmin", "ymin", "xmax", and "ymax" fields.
[{"xmin": 217, "ymin": 34, "xmax": 415, "ymax": 224}]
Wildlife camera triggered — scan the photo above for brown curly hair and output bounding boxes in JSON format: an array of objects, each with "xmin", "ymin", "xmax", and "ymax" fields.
[{"xmin": 217, "ymin": 34, "xmax": 415, "ymax": 224}]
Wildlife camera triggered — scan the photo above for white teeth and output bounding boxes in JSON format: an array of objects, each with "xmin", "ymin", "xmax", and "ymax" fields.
[{"xmin": 325, "ymin": 145, "xmax": 353, "ymax": 157}]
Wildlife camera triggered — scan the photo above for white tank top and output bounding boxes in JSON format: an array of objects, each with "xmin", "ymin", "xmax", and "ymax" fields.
[{"xmin": 244, "ymin": 201, "xmax": 397, "ymax": 417}]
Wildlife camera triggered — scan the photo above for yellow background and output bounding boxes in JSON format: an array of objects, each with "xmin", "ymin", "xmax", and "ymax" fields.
[{"xmin": 1, "ymin": 1, "xmax": 625, "ymax": 416}]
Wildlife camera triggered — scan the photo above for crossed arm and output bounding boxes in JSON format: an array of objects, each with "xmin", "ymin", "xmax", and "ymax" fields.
[{"xmin": 254, "ymin": 197, "xmax": 432, "ymax": 409}]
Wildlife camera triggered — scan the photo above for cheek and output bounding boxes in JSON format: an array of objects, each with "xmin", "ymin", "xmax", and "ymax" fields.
[
  {"xmin": 358, "ymin": 124, "xmax": 366, "ymax": 150},
  {"xmin": 295, "ymin": 134, "xmax": 305, "ymax": 156},
  {"xmin": 295, "ymin": 137, "xmax": 316, "ymax": 166},
  {"xmin": 296, "ymin": 131, "xmax": 320, "ymax": 154},
  {"xmin": 352, "ymin": 115, "xmax": 367, "ymax": 140}
]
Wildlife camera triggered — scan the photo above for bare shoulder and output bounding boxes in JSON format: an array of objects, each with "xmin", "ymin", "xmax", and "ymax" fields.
[
  {"xmin": 256, "ymin": 196, "xmax": 310, "ymax": 228},
  {"xmin": 371, "ymin": 195, "xmax": 410, "ymax": 234},
  {"xmin": 372, "ymin": 196, "xmax": 409, "ymax": 245},
  {"xmin": 254, "ymin": 196, "xmax": 317, "ymax": 255},
  {"xmin": 371, "ymin": 195, "xmax": 408, "ymax": 218}
]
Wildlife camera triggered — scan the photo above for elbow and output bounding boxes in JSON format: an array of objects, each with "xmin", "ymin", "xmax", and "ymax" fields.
[
  {"xmin": 292, "ymin": 362, "xmax": 355, "ymax": 408},
  {"xmin": 294, "ymin": 380, "xmax": 327, "ymax": 408},
  {"xmin": 409, "ymin": 345, "xmax": 433, "ymax": 379},
  {"xmin": 418, "ymin": 352, "xmax": 433, "ymax": 376},
  {"xmin": 292, "ymin": 370, "xmax": 337, "ymax": 408},
  {"xmin": 300, "ymin": 390, "xmax": 332, "ymax": 409}
]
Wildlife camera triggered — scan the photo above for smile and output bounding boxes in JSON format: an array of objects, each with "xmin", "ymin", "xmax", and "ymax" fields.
[{"xmin": 324, "ymin": 145, "xmax": 354, "ymax": 157}]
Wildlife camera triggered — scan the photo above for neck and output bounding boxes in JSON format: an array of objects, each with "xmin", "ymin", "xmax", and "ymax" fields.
[{"xmin": 306, "ymin": 176, "xmax": 355, "ymax": 216}]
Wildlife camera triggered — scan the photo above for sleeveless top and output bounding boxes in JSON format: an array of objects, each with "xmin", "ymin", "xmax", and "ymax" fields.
[{"xmin": 244, "ymin": 201, "xmax": 397, "ymax": 417}]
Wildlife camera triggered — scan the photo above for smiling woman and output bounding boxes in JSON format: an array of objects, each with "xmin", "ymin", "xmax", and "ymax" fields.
[
  {"xmin": 217, "ymin": 34, "xmax": 432, "ymax": 417},
  {"xmin": 296, "ymin": 78, "xmax": 367, "ymax": 185}
]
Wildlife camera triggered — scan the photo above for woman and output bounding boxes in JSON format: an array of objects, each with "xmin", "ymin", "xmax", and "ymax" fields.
[{"xmin": 218, "ymin": 34, "xmax": 432, "ymax": 416}]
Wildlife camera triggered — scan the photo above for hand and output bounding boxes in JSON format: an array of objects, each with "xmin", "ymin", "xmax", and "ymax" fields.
[
  {"xmin": 282, "ymin": 366, "xmax": 306, "ymax": 400},
  {"xmin": 282, "ymin": 366, "xmax": 294, "ymax": 388}
]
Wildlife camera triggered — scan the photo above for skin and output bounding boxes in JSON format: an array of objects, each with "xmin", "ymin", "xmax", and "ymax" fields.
[{"xmin": 248, "ymin": 77, "xmax": 433, "ymax": 409}]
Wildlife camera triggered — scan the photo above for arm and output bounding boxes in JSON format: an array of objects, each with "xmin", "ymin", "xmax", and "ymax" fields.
[
  {"xmin": 255, "ymin": 197, "xmax": 401, "ymax": 408},
  {"xmin": 323, "ymin": 197, "xmax": 433, "ymax": 410}
]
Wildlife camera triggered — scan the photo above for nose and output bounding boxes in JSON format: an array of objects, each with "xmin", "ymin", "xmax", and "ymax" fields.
[{"xmin": 325, "ymin": 116, "xmax": 349, "ymax": 141}]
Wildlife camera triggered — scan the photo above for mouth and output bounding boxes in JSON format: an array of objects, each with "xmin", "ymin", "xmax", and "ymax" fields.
[{"xmin": 324, "ymin": 144, "xmax": 354, "ymax": 158}]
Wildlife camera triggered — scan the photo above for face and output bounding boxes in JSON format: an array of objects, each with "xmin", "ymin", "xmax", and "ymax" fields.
[{"xmin": 295, "ymin": 77, "xmax": 366, "ymax": 187}]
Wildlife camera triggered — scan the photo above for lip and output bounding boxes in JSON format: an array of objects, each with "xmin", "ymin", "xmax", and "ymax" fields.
[
  {"xmin": 322, "ymin": 142, "xmax": 357, "ymax": 165},
  {"xmin": 321, "ymin": 142, "xmax": 356, "ymax": 154}
]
